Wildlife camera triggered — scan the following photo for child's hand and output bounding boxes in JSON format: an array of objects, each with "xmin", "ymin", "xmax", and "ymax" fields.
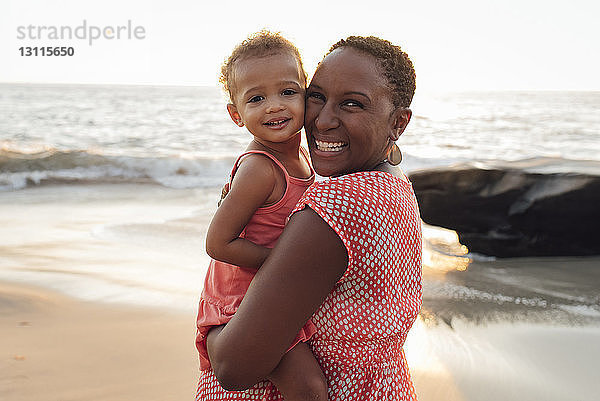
[{"xmin": 217, "ymin": 182, "xmax": 230, "ymax": 207}]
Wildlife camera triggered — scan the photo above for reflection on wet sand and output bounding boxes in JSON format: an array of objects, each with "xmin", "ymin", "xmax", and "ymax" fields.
[
  {"xmin": 408, "ymin": 223, "xmax": 600, "ymax": 400},
  {"xmin": 422, "ymin": 223, "xmax": 472, "ymax": 273},
  {"xmin": 406, "ymin": 316, "xmax": 600, "ymax": 401}
]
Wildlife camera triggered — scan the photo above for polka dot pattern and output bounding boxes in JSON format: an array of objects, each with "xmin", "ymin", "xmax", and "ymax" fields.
[
  {"xmin": 196, "ymin": 171, "xmax": 423, "ymax": 400},
  {"xmin": 196, "ymin": 373, "xmax": 283, "ymax": 400}
]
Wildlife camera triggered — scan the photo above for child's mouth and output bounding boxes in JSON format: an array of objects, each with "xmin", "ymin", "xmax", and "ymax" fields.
[{"xmin": 264, "ymin": 118, "xmax": 291, "ymax": 129}]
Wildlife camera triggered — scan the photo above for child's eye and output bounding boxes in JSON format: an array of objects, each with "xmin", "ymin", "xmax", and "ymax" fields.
[
  {"xmin": 307, "ymin": 91, "xmax": 325, "ymax": 102},
  {"xmin": 248, "ymin": 95, "xmax": 264, "ymax": 103},
  {"xmin": 282, "ymin": 89, "xmax": 297, "ymax": 96}
]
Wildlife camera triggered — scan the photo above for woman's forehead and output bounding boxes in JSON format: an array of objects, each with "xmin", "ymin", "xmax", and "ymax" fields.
[
  {"xmin": 310, "ymin": 47, "xmax": 389, "ymax": 98},
  {"xmin": 311, "ymin": 47, "xmax": 386, "ymax": 90}
]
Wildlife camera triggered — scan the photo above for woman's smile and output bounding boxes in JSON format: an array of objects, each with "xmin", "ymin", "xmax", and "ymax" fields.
[{"xmin": 314, "ymin": 139, "xmax": 348, "ymax": 153}]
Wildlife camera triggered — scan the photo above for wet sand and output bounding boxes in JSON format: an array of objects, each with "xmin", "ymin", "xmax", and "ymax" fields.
[
  {"xmin": 2, "ymin": 275, "xmax": 600, "ymax": 401},
  {"xmin": 407, "ymin": 318, "xmax": 600, "ymax": 401},
  {"xmin": 409, "ymin": 252, "xmax": 600, "ymax": 401}
]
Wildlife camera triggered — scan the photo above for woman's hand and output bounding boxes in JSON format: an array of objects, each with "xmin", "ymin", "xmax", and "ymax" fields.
[
  {"xmin": 207, "ymin": 207, "xmax": 348, "ymax": 390},
  {"xmin": 217, "ymin": 182, "xmax": 229, "ymax": 207}
]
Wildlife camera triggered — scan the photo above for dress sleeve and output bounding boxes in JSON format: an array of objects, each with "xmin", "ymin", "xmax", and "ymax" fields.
[{"xmin": 291, "ymin": 179, "xmax": 357, "ymax": 278}]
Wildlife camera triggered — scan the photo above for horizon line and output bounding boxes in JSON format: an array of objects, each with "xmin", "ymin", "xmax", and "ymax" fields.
[{"xmin": 2, "ymin": 81, "xmax": 600, "ymax": 93}]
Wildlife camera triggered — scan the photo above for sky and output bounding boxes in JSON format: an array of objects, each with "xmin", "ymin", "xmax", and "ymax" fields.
[{"xmin": 1, "ymin": 0, "xmax": 599, "ymax": 91}]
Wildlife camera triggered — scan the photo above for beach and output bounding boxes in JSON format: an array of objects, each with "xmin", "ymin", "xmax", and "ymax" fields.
[
  {"xmin": 2, "ymin": 182, "xmax": 599, "ymax": 401},
  {"xmin": 2, "ymin": 85, "xmax": 599, "ymax": 399},
  {"xmin": 2, "ymin": 0, "xmax": 600, "ymax": 393}
]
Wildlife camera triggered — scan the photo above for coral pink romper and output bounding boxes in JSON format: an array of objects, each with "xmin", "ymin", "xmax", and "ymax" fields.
[
  {"xmin": 196, "ymin": 149, "xmax": 316, "ymax": 371},
  {"xmin": 196, "ymin": 170, "xmax": 423, "ymax": 400}
]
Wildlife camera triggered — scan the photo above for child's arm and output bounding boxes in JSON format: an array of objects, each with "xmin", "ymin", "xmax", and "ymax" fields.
[{"xmin": 206, "ymin": 155, "xmax": 279, "ymax": 269}]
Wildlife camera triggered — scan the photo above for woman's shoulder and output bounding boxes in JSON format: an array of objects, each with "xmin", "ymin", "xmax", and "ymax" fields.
[{"xmin": 295, "ymin": 171, "xmax": 415, "ymax": 223}]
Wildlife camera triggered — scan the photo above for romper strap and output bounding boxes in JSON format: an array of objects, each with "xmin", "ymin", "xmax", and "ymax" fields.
[
  {"xmin": 299, "ymin": 146, "xmax": 311, "ymax": 166},
  {"xmin": 229, "ymin": 150, "xmax": 289, "ymax": 187}
]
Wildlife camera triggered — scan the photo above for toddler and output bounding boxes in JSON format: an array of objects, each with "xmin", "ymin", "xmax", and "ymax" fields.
[{"xmin": 196, "ymin": 31, "xmax": 327, "ymax": 400}]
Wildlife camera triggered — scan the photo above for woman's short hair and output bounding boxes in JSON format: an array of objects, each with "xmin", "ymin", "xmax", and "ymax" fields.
[
  {"xmin": 327, "ymin": 36, "xmax": 416, "ymax": 108},
  {"xmin": 220, "ymin": 30, "xmax": 307, "ymax": 103}
]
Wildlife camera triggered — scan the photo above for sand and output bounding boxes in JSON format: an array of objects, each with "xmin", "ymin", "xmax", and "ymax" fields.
[
  {"xmin": 2, "ymin": 183, "xmax": 599, "ymax": 400},
  {"xmin": 406, "ymin": 318, "xmax": 600, "ymax": 401},
  {"xmin": 0, "ymin": 282, "xmax": 199, "ymax": 401},
  {"xmin": 3, "ymin": 280, "xmax": 600, "ymax": 401}
]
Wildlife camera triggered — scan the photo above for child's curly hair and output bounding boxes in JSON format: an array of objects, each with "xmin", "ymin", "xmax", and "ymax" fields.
[
  {"xmin": 327, "ymin": 36, "xmax": 416, "ymax": 108},
  {"xmin": 220, "ymin": 30, "xmax": 307, "ymax": 103}
]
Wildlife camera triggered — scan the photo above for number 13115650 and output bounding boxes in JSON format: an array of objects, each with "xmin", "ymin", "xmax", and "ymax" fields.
[{"xmin": 19, "ymin": 46, "xmax": 75, "ymax": 56}]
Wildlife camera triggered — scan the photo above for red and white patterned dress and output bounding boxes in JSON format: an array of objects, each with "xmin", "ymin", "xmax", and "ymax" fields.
[{"xmin": 196, "ymin": 170, "xmax": 422, "ymax": 400}]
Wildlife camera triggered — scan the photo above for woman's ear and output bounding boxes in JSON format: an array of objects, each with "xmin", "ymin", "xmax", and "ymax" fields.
[
  {"xmin": 227, "ymin": 104, "xmax": 244, "ymax": 127},
  {"xmin": 390, "ymin": 108, "xmax": 412, "ymax": 141}
]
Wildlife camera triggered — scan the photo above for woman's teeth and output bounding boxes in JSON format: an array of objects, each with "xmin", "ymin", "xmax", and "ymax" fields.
[{"xmin": 315, "ymin": 140, "xmax": 347, "ymax": 152}]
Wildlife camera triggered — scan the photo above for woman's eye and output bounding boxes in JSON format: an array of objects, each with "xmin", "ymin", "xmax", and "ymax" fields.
[
  {"xmin": 342, "ymin": 100, "xmax": 364, "ymax": 108},
  {"xmin": 307, "ymin": 91, "xmax": 325, "ymax": 102},
  {"xmin": 248, "ymin": 95, "xmax": 264, "ymax": 103},
  {"xmin": 282, "ymin": 89, "xmax": 297, "ymax": 96}
]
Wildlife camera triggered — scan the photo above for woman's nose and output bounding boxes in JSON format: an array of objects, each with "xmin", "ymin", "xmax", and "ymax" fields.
[{"xmin": 314, "ymin": 104, "xmax": 339, "ymax": 131}]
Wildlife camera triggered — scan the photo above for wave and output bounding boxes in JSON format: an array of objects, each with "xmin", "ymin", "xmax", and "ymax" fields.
[
  {"xmin": 0, "ymin": 146, "xmax": 459, "ymax": 191},
  {"xmin": 0, "ymin": 148, "xmax": 236, "ymax": 191},
  {"xmin": 2, "ymin": 147, "xmax": 589, "ymax": 192}
]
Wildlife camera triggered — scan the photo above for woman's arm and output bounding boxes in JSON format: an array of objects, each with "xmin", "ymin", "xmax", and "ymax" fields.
[
  {"xmin": 208, "ymin": 207, "xmax": 349, "ymax": 390},
  {"xmin": 205, "ymin": 155, "xmax": 279, "ymax": 269}
]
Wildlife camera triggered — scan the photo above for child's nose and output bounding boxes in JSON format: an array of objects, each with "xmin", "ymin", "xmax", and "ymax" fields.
[{"xmin": 265, "ymin": 99, "xmax": 285, "ymax": 113}]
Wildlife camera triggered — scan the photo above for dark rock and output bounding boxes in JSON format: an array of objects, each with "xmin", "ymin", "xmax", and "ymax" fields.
[{"xmin": 408, "ymin": 158, "xmax": 600, "ymax": 257}]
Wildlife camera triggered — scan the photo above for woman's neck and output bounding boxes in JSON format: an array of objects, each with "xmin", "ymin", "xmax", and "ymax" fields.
[{"xmin": 373, "ymin": 160, "xmax": 404, "ymax": 178}]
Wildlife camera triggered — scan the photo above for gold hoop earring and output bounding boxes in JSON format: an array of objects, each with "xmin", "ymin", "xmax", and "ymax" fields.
[{"xmin": 388, "ymin": 143, "xmax": 402, "ymax": 165}]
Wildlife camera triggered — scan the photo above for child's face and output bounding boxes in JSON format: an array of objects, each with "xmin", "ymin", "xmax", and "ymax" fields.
[{"xmin": 227, "ymin": 52, "xmax": 305, "ymax": 146}]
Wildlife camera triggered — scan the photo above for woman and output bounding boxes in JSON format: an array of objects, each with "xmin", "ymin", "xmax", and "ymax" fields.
[{"xmin": 198, "ymin": 36, "xmax": 422, "ymax": 400}]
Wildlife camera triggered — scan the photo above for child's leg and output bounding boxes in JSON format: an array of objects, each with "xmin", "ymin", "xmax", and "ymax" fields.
[{"xmin": 267, "ymin": 342, "xmax": 328, "ymax": 401}]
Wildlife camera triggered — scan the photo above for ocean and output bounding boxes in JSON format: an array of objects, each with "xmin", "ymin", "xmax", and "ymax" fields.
[
  {"xmin": 2, "ymin": 84, "xmax": 599, "ymax": 191},
  {"xmin": 1, "ymin": 83, "xmax": 599, "ymax": 318}
]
